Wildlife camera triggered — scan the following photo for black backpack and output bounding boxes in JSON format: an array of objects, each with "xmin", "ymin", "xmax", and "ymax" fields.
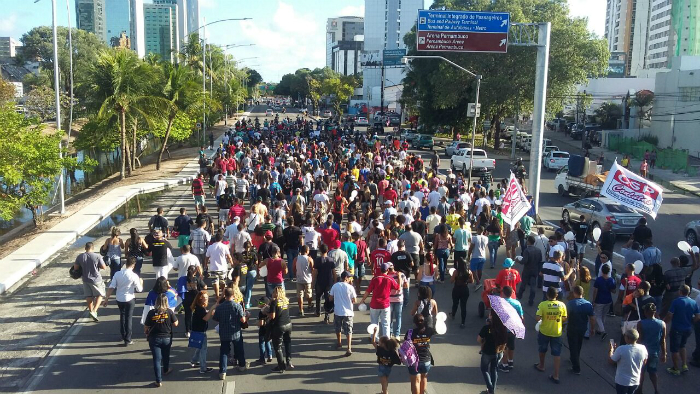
[{"xmin": 69, "ymin": 264, "xmax": 82, "ymax": 280}]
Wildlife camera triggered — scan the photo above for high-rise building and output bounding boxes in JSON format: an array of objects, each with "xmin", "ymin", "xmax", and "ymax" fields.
[
  {"xmin": 143, "ymin": 2, "xmax": 179, "ymax": 62},
  {"xmin": 155, "ymin": 0, "xmax": 191, "ymax": 45},
  {"xmin": 669, "ymin": 0, "xmax": 700, "ymax": 57},
  {"xmin": 105, "ymin": 0, "xmax": 131, "ymax": 46},
  {"xmin": 0, "ymin": 37, "xmax": 21, "ymax": 59},
  {"xmin": 604, "ymin": 0, "xmax": 651, "ymax": 76},
  {"xmin": 362, "ymin": 0, "xmax": 423, "ymax": 106},
  {"xmin": 326, "ymin": 17, "xmax": 364, "ymax": 69},
  {"xmin": 131, "ymin": 0, "xmax": 146, "ymax": 58},
  {"xmin": 646, "ymin": 0, "xmax": 673, "ymax": 69},
  {"xmin": 76, "ymin": 0, "xmax": 107, "ymax": 42},
  {"xmin": 187, "ymin": 0, "xmax": 200, "ymax": 37}
]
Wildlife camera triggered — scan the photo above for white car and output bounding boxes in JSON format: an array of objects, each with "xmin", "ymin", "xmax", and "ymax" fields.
[
  {"xmin": 445, "ymin": 141, "xmax": 472, "ymax": 156},
  {"xmin": 356, "ymin": 116, "xmax": 368, "ymax": 126},
  {"xmin": 265, "ymin": 109, "xmax": 274, "ymax": 116},
  {"xmin": 543, "ymin": 150, "xmax": 570, "ymax": 170},
  {"xmin": 544, "ymin": 145, "xmax": 559, "ymax": 155},
  {"xmin": 323, "ymin": 110, "xmax": 332, "ymax": 117}
]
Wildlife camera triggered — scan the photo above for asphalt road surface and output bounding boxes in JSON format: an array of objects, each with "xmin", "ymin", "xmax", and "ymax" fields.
[{"xmin": 11, "ymin": 107, "xmax": 699, "ymax": 393}]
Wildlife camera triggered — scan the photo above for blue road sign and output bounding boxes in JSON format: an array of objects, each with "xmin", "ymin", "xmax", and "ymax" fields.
[
  {"xmin": 383, "ymin": 49, "xmax": 407, "ymax": 66},
  {"xmin": 417, "ymin": 10, "xmax": 510, "ymax": 33}
]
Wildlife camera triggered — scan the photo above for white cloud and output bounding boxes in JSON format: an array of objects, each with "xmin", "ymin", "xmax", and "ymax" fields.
[
  {"xmin": 339, "ymin": 4, "xmax": 364, "ymax": 17},
  {"xmin": 0, "ymin": 14, "xmax": 18, "ymax": 35},
  {"xmin": 237, "ymin": 1, "xmax": 325, "ymax": 81}
]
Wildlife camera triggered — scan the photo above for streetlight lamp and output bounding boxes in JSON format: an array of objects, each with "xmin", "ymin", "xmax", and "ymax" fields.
[
  {"xmin": 194, "ymin": 17, "xmax": 252, "ymax": 146},
  {"xmin": 403, "ymin": 55, "xmax": 482, "ymax": 187}
]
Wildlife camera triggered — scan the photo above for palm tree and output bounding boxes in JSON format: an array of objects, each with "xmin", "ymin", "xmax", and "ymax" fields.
[
  {"xmin": 156, "ymin": 63, "xmax": 200, "ymax": 170},
  {"xmin": 84, "ymin": 49, "xmax": 170, "ymax": 179}
]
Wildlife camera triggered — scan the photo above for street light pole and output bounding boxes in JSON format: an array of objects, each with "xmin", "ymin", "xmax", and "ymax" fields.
[
  {"xmin": 402, "ymin": 55, "xmax": 481, "ymax": 187},
  {"xmin": 202, "ymin": 17, "xmax": 206, "ymax": 147},
  {"xmin": 51, "ymin": 0, "xmax": 65, "ymax": 214}
]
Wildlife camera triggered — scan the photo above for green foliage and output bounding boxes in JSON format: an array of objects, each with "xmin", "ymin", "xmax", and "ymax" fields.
[
  {"xmin": 152, "ymin": 112, "xmax": 196, "ymax": 142},
  {"xmin": 0, "ymin": 78, "xmax": 16, "ymax": 104},
  {"xmin": 403, "ymin": 0, "xmax": 609, "ymax": 146},
  {"xmin": 594, "ymin": 102, "xmax": 622, "ymax": 129},
  {"xmin": 245, "ymin": 68, "xmax": 263, "ymax": 86},
  {"xmin": 23, "ymin": 85, "xmax": 71, "ymax": 122},
  {"xmin": 74, "ymin": 118, "xmax": 120, "ymax": 151},
  {"xmin": 639, "ymin": 134, "xmax": 658, "ymax": 146},
  {"xmin": 0, "ymin": 104, "xmax": 95, "ymax": 222},
  {"xmin": 322, "ymin": 76, "xmax": 355, "ymax": 116}
]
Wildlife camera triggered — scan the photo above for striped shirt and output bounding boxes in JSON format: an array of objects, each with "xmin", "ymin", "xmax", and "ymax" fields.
[
  {"xmin": 190, "ymin": 228, "xmax": 211, "ymax": 255},
  {"xmin": 541, "ymin": 260, "xmax": 565, "ymax": 292}
]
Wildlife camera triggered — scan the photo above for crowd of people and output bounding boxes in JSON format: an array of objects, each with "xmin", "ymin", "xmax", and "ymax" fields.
[{"xmin": 69, "ymin": 111, "xmax": 700, "ymax": 393}]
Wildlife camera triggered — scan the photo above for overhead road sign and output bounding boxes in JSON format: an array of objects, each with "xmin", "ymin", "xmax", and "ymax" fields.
[
  {"xmin": 416, "ymin": 10, "xmax": 510, "ymax": 53},
  {"xmin": 383, "ymin": 49, "xmax": 407, "ymax": 67}
]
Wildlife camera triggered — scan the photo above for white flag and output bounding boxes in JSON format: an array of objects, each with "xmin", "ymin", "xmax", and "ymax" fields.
[
  {"xmin": 501, "ymin": 172, "xmax": 532, "ymax": 229},
  {"xmin": 600, "ymin": 160, "xmax": 663, "ymax": 219}
]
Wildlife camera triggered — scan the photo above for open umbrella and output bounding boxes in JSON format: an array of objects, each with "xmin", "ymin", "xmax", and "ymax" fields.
[{"xmin": 488, "ymin": 295, "xmax": 526, "ymax": 339}]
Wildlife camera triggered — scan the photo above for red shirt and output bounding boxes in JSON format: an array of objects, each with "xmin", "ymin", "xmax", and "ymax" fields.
[
  {"xmin": 383, "ymin": 189, "xmax": 397, "ymax": 204},
  {"xmin": 355, "ymin": 239, "xmax": 368, "ymax": 263},
  {"xmin": 192, "ymin": 178, "xmax": 205, "ymax": 196},
  {"xmin": 319, "ymin": 227, "xmax": 338, "ymax": 248},
  {"xmin": 228, "ymin": 204, "xmax": 246, "ymax": 222},
  {"xmin": 266, "ymin": 258, "xmax": 284, "ymax": 284},
  {"xmin": 370, "ymin": 249, "xmax": 393, "ymax": 276},
  {"xmin": 366, "ymin": 274, "xmax": 399, "ymax": 309},
  {"xmin": 621, "ymin": 275, "xmax": 642, "ymax": 297},
  {"xmin": 495, "ymin": 268, "xmax": 522, "ymax": 298}
]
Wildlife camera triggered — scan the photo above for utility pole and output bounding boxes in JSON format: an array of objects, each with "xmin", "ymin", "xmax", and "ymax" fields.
[
  {"xmin": 511, "ymin": 96, "xmax": 519, "ymax": 159},
  {"xmin": 380, "ymin": 62, "xmax": 385, "ymax": 116},
  {"xmin": 51, "ymin": 0, "xmax": 65, "ymax": 214},
  {"xmin": 528, "ymin": 22, "xmax": 551, "ymax": 216},
  {"xmin": 202, "ymin": 17, "xmax": 206, "ymax": 147}
]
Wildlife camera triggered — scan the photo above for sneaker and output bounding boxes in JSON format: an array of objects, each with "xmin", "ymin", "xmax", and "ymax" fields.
[
  {"xmin": 125, "ymin": 340, "xmax": 134, "ymax": 346},
  {"xmin": 666, "ymin": 367, "xmax": 680, "ymax": 376},
  {"xmin": 199, "ymin": 367, "xmax": 214, "ymax": 374},
  {"xmin": 245, "ymin": 304, "xmax": 251, "ymax": 309},
  {"xmin": 286, "ymin": 361, "xmax": 295, "ymax": 370},
  {"xmin": 681, "ymin": 365, "xmax": 689, "ymax": 373},
  {"xmin": 498, "ymin": 364, "xmax": 510, "ymax": 373},
  {"xmin": 475, "ymin": 283, "xmax": 483, "ymax": 291},
  {"xmin": 460, "ymin": 323, "xmax": 465, "ymax": 329},
  {"xmin": 272, "ymin": 366, "xmax": 285, "ymax": 373},
  {"xmin": 191, "ymin": 362, "xmax": 200, "ymax": 368},
  {"xmin": 266, "ymin": 358, "xmax": 273, "ymax": 363},
  {"xmin": 238, "ymin": 362, "xmax": 250, "ymax": 372},
  {"xmin": 299, "ymin": 311, "xmax": 305, "ymax": 317},
  {"xmin": 185, "ymin": 332, "xmax": 190, "ymax": 338},
  {"xmin": 600, "ymin": 332, "xmax": 607, "ymax": 341},
  {"xmin": 219, "ymin": 373, "xmax": 227, "ymax": 380}
]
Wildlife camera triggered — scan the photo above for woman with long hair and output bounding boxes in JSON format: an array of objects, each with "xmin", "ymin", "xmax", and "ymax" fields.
[
  {"xmin": 125, "ymin": 228, "xmax": 148, "ymax": 276},
  {"xmin": 189, "ymin": 291, "xmax": 214, "ymax": 373},
  {"xmin": 411, "ymin": 285, "xmax": 439, "ymax": 330},
  {"xmin": 182, "ymin": 265, "xmax": 206, "ymax": 337},
  {"xmin": 269, "ymin": 286, "xmax": 293, "ymax": 373},
  {"xmin": 104, "ymin": 226, "xmax": 124, "ymax": 279},
  {"xmin": 144, "ymin": 293, "xmax": 178, "ymax": 387},
  {"xmin": 450, "ymin": 262, "xmax": 474, "ymax": 328},
  {"xmin": 433, "ymin": 225, "xmax": 453, "ymax": 286},
  {"xmin": 406, "ymin": 313, "xmax": 436, "ymax": 394},
  {"xmin": 477, "ymin": 310, "xmax": 509, "ymax": 394},
  {"xmin": 486, "ymin": 217, "xmax": 502, "ymax": 270}
]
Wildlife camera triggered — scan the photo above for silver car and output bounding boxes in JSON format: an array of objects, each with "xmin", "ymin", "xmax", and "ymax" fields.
[
  {"xmin": 684, "ymin": 220, "xmax": 700, "ymax": 245},
  {"xmin": 561, "ymin": 197, "xmax": 643, "ymax": 236}
]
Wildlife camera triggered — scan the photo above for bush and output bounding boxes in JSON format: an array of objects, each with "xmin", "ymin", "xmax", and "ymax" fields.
[{"xmin": 639, "ymin": 134, "xmax": 658, "ymax": 146}]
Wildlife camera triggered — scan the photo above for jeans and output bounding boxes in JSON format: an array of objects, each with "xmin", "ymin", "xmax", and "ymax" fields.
[
  {"xmin": 616, "ymin": 384, "xmax": 638, "ymax": 394},
  {"xmin": 402, "ymin": 287, "xmax": 410, "ymax": 308},
  {"xmin": 116, "ymin": 299, "xmax": 135, "ymax": 342},
  {"xmin": 480, "ymin": 352, "xmax": 503, "ymax": 393},
  {"xmin": 315, "ymin": 284, "xmax": 331, "ymax": 318},
  {"xmin": 370, "ymin": 307, "xmax": 391, "ymax": 338},
  {"xmin": 258, "ymin": 334, "xmax": 272, "ymax": 360},
  {"xmin": 453, "ymin": 250, "xmax": 467, "ymax": 269},
  {"xmin": 390, "ymin": 301, "xmax": 403, "ymax": 337},
  {"xmin": 517, "ymin": 271, "xmax": 538, "ymax": 304},
  {"xmin": 244, "ymin": 269, "xmax": 257, "ymax": 306},
  {"xmin": 219, "ymin": 337, "xmax": 245, "ymax": 373},
  {"xmin": 451, "ymin": 285, "xmax": 470, "ymax": 324},
  {"xmin": 567, "ymin": 330, "xmax": 585, "ymax": 373},
  {"xmin": 190, "ymin": 331, "xmax": 209, "ymax": 372},
  {"xmin": 184, "ymin": 299, "xmax": 193, "ymax": 333},
  {"xmin": 487, "ymin": 241, "xmax": 499, "ymax": 268},
  {"xmin": 266, "ymin": 282, "xmax": 285, "ymax": 298},
  {"xmin": 436, "ymin": 248, "xmax": 449, "ymax": 281},
  {"xmin": 108, "ymin": 255, "xmax": 121, "ymax": 279},
  {"xmin": 593, "ymin": 303, "xmax": 610, "ymax": 333},
  {"xmin": 286, "ymin": 248, "xmax": 299, "ymax": 280},
  {"xmin": 271, "ymin": 323, "xmax": 293, "ymax": 369},
  {"xmin": 133, "ymin": 256, "xmax": 144, "ymax": 276},
  {"xmin": 148, "ymin": 336, "xmax": 172, "ymax": 383}
]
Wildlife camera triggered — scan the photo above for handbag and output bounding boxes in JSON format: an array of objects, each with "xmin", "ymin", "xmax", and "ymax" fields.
[
  {"xmin": 188, "ymin": 331, "xmax": 205, "ymax": 349},
  {"xmin": 621, "ymin": 298, "xmax": 641, "ymax": 333},
  {"xmin": 69, "ymin": 264, "xmax": 82, "ymax": 280}
]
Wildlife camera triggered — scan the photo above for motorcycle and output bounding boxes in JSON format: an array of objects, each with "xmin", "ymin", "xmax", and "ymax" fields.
[{"xmin": 511, "ymin": 160, "xmax": 527, "ymax": 180}]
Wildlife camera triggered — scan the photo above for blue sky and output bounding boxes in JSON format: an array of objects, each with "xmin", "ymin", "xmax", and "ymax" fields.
[{"xmin": 0, "ymin": 0, "xmax": 606, "ymax": 82}]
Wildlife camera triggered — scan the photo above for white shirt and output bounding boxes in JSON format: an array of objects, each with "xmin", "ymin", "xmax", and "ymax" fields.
[
  {"xmin": 216, "ymin": 179, "xmax": 227, "ymax": 196},
  {"xmin": 206, "ymin": 242, "xmax": 230, "ymax": 272},
  {"xmin": 474, "ymin": 198, "xmax": 490, "ymax": 216},
  {"xmin": 314, "ymin": 193, "xmax": 329, "ymax": 206},
  {"xmin": 302, "ymin": 227, "xmax": 321, "ymax": 249},
  {"xmin": 426, "ymin": 214, "xmax": 441, "ymax": 234},
  {"xmin": 236, "ymin": 178, "xmax": 249, "ymax": 193},
  {"xmin": 387, "ymin": 239, "xmax": 398, "ymax": 255},
  {"xmin": 223, "ymin": 223, "xmax": 239, "ymax": 243},
  {"xmin": 330, "ymin": 281, "xmax": 357, "ymax": 317},
  {"xmin": 173, "ymin": 253, "xmax": 201, "ymax": 278},
  {"xmin": 611, "ymin": 344, "xmax": 648, "ymax": 386},
  {"xmin": 348, "ymin": 221, "xmax": 362, "ymax": 235},
  {"xmin": 460, "ymin": 192, "xmax": 473, "ymax": 207},
  {"xmin": 471, "ymin": 234, "xmax": 488, "ymax": 259},
  {"xmin": 549, "ymin": 244, "xmax": 566, "ymax": 259},
  {"xmin": 295, "ymin": 254, "xmax": 313, "ymax": 283},
  {"xmin": 233, "ymin": 230, "xmax": 252, "ymax": 253},
  {"xmin": 108, "ymin": 268, "xmax": 142, "ymax": 302}
]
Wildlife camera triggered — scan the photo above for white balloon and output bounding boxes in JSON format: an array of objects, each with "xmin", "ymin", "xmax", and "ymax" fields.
[
  {"xmin": 678, "ymin": 241, "xmax": 692, "ymax": 255},
  {"xmin": 448, "ymin": 268, "xmax": 456, "ymax": 277},
  {"xmin": 592, "ymin": 227, "xmax": 602, "ymax": 241},
  {"xmin": 259, "ymin": 265, "xmax": 268, "ymax": 277},
  {"xmin": 367, "ymin": 323, "xmax": 378, "ymax": 335},
  {"xmin": 436, "ymin": 312, "xmax": 447, "ymax": 322},
  {"xmin": 535, "ymin": 321, "xmax": 541, "ymax": 332},
  {"xmin": 633, "ymin": 260, "xmax": 644, "ymax": 275},
  {"xmin": 693, "ymin": 246, "xmax": 700, "ymax": 254},
  {"xmin": 564, "ymin": 231, "xmax": 575, "ymax": 241},
  {"xmin": 435, "ymin": 321, "xmax": 447, "ymax": 335},
  {"xmin": 515, "ymin": 256, "xmax": 523, "ymax": 262},
  {"xmin": 358, "ymin": 303, "xmax": 368, "ymax": 312},
  {"xmin": 350, "ymin": 190, "xmax": 358, "ymax": 202}
]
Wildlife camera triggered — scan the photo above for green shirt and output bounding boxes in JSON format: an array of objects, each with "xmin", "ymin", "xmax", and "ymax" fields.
[
  {"xmin": 519, "ymin": 215, "xmax": 535, "ymax": 235},
  {"xmin": 340, "ymin": 241, "xmax": 357, "ymax": 270}
]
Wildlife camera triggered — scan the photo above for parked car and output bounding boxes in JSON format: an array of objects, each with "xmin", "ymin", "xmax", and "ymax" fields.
[
  {"xmin": 445, "ymin": 141, "xmax": 472, "ymax": 156},
  {"xmin": 412, "ymin": 135, "xmax": 434, "ymax": 149},
  {"xmin": 323, "ymin": 110, "xmax": 332, "ymax": 118},
  {"xmin": 543, "ymin": 151, "xmax": 570, "ymax": 171},
  {"xmin": 684, "ymin": 220, "xmax": 700, "ymax": 246},
  {"xmin": 265, "ymin": 109, "xmax": 274, "ymax": 116},
  {"xmin": 388, "ymin": 116, "xmax": 401, "ymax": 126},
  {"xmin": 561, "ymin": 197, "xmax": 643, "ymax": 236},
  {"xmin": 399, "ymin": 129, "xmax": 419, "ymax": 142},
  {"xmin": 450, "ymin": 148, "xmax": 496, "ymax": 173},
  {"xmin": 544, "ymin": 145, "xmax": 559, "ymax": 155},
  {"xmin": 356, "ymin": 116, "xmax": 369, "ymax": 126}
]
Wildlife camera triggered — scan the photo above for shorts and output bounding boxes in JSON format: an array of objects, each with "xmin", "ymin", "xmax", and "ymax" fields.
[
  {"xmin": 83, "ymin": 281, "xmax": 106, "ymax": 297},
  {"xmin": 218, "ymin": 208, "xmax": 229, "ymax": 224},
  {"xmin": 470, "ymin": 258, "xmax": 486, "ymax": 272},
  {"xmin": 209, "ymin": 271, "xmax": 226, "ymax": 285},
  {"xmin": 646, "ymin": 353, "xmax": 659, "ymax": 373},
  {"xmin": 575, "ymin": 242, "xmax": 587, "ymax": 254},
  {"xmin": 409, "ymin": 253, "xmax": 420, "ymax": 269},
  {"xmin": 669, "ymin": 329, "xmax": 691, "ymax": 353},
  {"xmin": 332, "ymin": 212, "xmax": 343, "ymax": 224},
  {"xmin": 506, "ymin": 331, "xmax": 516, "ymax": 350},
  {"xmin": 377, "ymin": 364, "xmax": 393, "ymax": 377},
  {"xmin": 537, "ymin": 332, "xmax": 563, "ymax": 356},
  {"xmin": 296, "ymin": 282, "xmax": 312, "ymax": 298},
  {"xmin": 193, "ymin": 195, "xmax": 205, "ymax": 207},
  {"xmin": 177, "ymin": 235, "xmax": 190, "ymax": 248},
  {"xmin": 407, "ymin": 361, "xmax": 431, "ymax": 376},
  {"xmin": 354, "ymin": 263, "xmax": 366, "ymax": 279},
  {"xmin": 334, "ymin": 315, "xmax": 353, "ymax": 335}
]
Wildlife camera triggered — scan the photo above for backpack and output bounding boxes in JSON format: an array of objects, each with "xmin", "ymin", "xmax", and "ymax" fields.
[{"xmin": 399, "ymin": 329, "xmax": 419, "ymax": 371}]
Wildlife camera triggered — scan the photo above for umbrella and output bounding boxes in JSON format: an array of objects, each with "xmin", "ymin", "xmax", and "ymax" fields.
[{"xmin": 488, "ymin": 295, "xmax": 526, "ymax": 339}]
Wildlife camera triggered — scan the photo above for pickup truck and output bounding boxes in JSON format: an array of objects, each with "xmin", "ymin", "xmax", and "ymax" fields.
[
  {"xmin": 450, "ymin": 149, "xmax": 496, "ymax": 173},
  {"xmin": 554, "ymin": 165, "xmax": 603, "ymax": 197}
]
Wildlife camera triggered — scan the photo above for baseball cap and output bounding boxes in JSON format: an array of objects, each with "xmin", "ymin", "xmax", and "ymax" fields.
[
  {"xmin": 381, "ymin": 262, "xmax": 392, "ymax": 272},
  {"xmin": 264, "ymin": 230, "xmax": 273, "ymax": 238},
  {"xmin": 384, "ymin": 200, "xmax": 393, "ymax": 206},
  {"xmin": 503, "ymin": 258, "xmax": 515, "ymax": 268},
  {"xmin": 340, "ymin": 271, "xmax": 353, "ymax": 280},
  {"xmin": 233, "ymin": 216, "xmax": 240, "ymax": 222}
]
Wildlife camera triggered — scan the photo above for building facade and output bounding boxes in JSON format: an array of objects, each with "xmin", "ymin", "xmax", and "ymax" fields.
[
  {"xmin": 105, "ymin": 0, "xmax": 131, "ymax": 47},
  {"xmin": 76, "ymin": 0, "xmax": 107, "ymax": 43},
  {"xmin": 362, "ymin": 0, "xmax": 423, "ymax": 107},
  {"xmin": 143, "ymin": 2, "xmax": 179, "ymax": 62},
  {"xmin": 0, "ymin": 37, "xmax": 21, "ymax": 59},
  {"xmin": 647, "ymin": 0, "xmax": 673, "ymax": 69},
  {"xmin": 326, "ymin": 17, "xmax": 364, "ymax": 69}
]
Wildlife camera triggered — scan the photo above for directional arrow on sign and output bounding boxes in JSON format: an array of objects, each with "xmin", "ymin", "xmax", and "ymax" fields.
[
  {"xmin": 501, "ymin": 20, "xmax": 508, "ymax": 27},
  {"xmin": 499, "ymin": 39, "xmax": 507, "ymax": 47}
]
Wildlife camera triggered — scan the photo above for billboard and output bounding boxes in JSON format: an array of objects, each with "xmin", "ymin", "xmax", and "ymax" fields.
[{"xmin": 360, "ymin": 50, "xmax": 381, "ymax": 68}]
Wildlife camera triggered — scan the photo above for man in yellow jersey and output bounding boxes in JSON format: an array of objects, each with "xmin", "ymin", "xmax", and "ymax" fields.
[{"xmin": 534, "ymin": 287, "xmax": 568, "ymax": 384}]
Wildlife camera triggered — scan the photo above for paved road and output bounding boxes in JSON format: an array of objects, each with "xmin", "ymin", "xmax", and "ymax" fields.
[{"xmin": 7, "ymin": 107, "xmax": 699, "ymax": 393}]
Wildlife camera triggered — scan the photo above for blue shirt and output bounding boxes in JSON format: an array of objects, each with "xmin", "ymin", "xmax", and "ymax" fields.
[
  {"xmin": 566, "ymin": 298, "xmax": 594, "ymax": 334},
  {"xmin": 506, "ymin": 298, "xmax": 524, "ymax": 318},
  {"xmin": 593, "ymin": 276, "xmax": 616, "ymax": 304},
  {"xmin": 638, "ymin": 318, "xmax": 664, "ymax": 355},
  {"xmin": 419, "ymin": 206, "xmax": 430, "ymax": 221},
  {"xmin": 213, "ymin": 300, "xmax": 245, "ymax": 341},
  {"xmin": 669, "ymin": 296, "xmax": 700, "ymax": 332}
]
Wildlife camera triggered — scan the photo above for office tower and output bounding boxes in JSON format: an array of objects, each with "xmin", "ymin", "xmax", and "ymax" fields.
[
  {"xmin": 326, "ymin": 16, "xmax": 364, "ymax": 69},
  {"xmin": 0, "ymin": 37, "xmax": 21, "ymax": 58},
  {"xmin": 76, "ymin": 0, "xmax": 107, "ymax": 43},
  {"xmin": 143, "ymin": 2, "xmax": 179, "ymax": 62}
]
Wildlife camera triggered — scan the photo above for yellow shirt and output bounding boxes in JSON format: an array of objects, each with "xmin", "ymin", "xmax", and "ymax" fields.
[
  {"xmin": 351, "ymin": 168, "xmax": 360, "ymax": 180},
  {"xmin": 536, "ymin": 300, "xmax": 567, "ymax": 337},
  {"xmin": 446, "ymin": 214, "xmax": 460, "ymax": 230}
]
